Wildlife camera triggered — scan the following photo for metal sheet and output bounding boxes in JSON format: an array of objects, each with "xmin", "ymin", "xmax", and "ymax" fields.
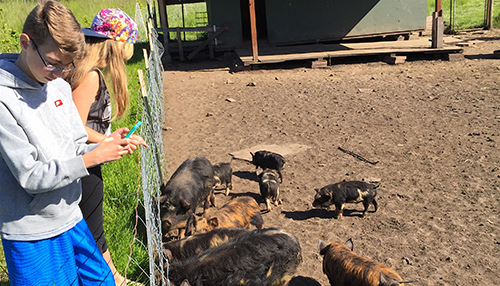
[{"xmin": 265, "ymin": 0, "xmax": 427, "ymax": 44}]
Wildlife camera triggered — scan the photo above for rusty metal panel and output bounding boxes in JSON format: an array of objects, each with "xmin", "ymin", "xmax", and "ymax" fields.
[{"xmin": 265, "ymin": 0, "xmax": 427, "ymax": 45}]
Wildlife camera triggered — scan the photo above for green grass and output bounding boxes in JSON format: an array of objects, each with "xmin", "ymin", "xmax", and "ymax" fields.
[
  {"xmin": 166, "ymin": 2, "xmax": 208, "ymax": 41},
  {"xmin": 427, "ymin": 0, "xmax": 500, "ymax": 30},
  {"xmin": 0, "ymin": 1, "xmax": 149, "ymax": 284},
  {"xmin": 0, "ymin": 244, "xmax": 7, "ymax": 286},
  {"xmin": 0, "ymin": 0, "xmax": 149, "ymax": 53}
]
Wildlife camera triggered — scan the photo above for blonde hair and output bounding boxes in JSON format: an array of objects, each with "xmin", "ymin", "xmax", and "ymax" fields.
[
  {"xmin": 23, "ymin": 0, "xmax": 86, "ymax": 61},
  {"xmin": 65, "ymin": 39, "xmax": 134, "ymax": 119}
]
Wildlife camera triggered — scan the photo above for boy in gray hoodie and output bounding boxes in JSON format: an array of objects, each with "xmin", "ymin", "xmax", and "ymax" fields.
[{"xmin": 0, "ymin": 1, "xmax": 140, "ymax": 285}]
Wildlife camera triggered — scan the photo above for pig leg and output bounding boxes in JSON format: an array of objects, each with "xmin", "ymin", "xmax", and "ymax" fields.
[
  {"xmin": 225, "ymin": 181, "xmax": 233, "ymax": 196},
  {"xmin": 209, "ymin": 191, "xmax": 216, "ymax": 207},
  {"xmin": 179, "ymin": 228, "xmax": 186, "ymax": 239},
  {"xmin": 372, "ymin": 198, "xmax": 378, "ymax": 212},
  {"xmin": 278, "ymin": 171, "xmax": 283, "ymax": 183},
  {"xmin": 203, "ymin": 190, "xmax": 216, "ymax": 212},
  {"xmin": 334, "ymin": 203, "xmax": 344, "ymax": 219},
  {"xmin": 266, "ymin": 198, "xmax": 272, "ymax": 212},
  {"xmin": 362, "ymin": 201, "xmax": 370, "ymax": 217},
  {"xmin": 272, "ymin": 187, "xmax": 281, "ymax": 206}
]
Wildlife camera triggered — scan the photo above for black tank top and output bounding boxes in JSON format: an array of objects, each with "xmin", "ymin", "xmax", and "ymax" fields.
[{"xmin": 85, "ymin": 69, "xmax": 111, "ymax": 135}]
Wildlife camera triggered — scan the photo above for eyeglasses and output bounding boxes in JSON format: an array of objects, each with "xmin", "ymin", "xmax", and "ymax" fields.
[{"xmin": 31, "ymin": 39, "xmax": 75, "ymax": 72}]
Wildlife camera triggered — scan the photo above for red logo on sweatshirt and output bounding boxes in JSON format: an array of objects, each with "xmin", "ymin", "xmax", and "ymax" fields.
[{"xmin": 54, "ymin": 99, "xmax": 63, "ymax": 107}]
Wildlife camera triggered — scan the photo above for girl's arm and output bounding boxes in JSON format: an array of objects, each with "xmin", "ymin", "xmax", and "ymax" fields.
[{"xmin": 72, "ymin": 70, "xmax": 107, "ymax": 143}]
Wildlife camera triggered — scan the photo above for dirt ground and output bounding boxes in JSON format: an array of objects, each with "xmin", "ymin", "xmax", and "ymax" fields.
[{"xmin": 161, "ymin": 29, "xmax": 500, "ymax": 286}]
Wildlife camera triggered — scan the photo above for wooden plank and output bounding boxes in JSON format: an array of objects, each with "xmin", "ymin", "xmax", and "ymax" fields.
[
  {"xmin": 158, "ymin": 27, "xmax": 215, "ymax": 33},
  {"xmin": 187, "ymin": 22, "xmax": 229, "ymax": 60},
  {"xmin": 176, "ymin": 27, "xmax": 185, "ymax": 61},
  {"xmin": 249, "ymin": 0, "xmax": 259, "ymax": 62},
  {"xmin": 237, "ymin": 46, "xmax": 461, "ymax": 65},
  {"xmin": 237, "ymin": 37, "xmax": 434, "ymax": 57}
]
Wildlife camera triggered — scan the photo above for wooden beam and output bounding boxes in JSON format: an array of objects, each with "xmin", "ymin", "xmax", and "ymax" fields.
[
  {"xmin": 157, "ymin": 0, "xmax": 171, "ymax": 63},
  {"xmin": 186, "ymin": 22, "xmax": 229, "ymax": 60},
  {"xmin": 160, "ymin": 27, "xmax": 216, "ymax": 33},
  {"xmin": 485, "ymin": 0, "xmax": 493, "ymax": 29},
  {"xmin": 158, "ymin": 0, "xmax": 168, "ymax": 30},
  {"xmin": 432, "ymin": 0, "xmax": 444, "ymax": 48},
  {"xmin": 435, "ymin": 0, "xmax": 442, "ymax": 16},
  {"xmin": 249, "ymin": 0, "xmax": 259, "ymax": 62}
]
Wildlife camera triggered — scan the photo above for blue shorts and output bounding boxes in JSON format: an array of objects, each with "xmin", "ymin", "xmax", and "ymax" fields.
[{"xmin": 2, "ymin": 218, "xmax": 115, "ymax": 286}]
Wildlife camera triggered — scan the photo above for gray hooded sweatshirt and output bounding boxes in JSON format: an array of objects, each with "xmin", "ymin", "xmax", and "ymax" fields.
[{"xmin": 0, "ymin": 53, "xmax": 95, "ymax": 241}]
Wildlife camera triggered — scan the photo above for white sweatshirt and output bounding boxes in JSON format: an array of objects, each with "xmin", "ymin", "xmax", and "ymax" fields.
[{"xmin": 0, "ymin": 53, "xmax": 95, "ymax": 241}]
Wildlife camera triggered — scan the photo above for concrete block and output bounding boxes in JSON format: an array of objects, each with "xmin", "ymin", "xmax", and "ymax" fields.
[
  {"xmin": 311, "ymin": 59, "xmax": 328, "ymax": 69},
  {"xmin": 384, "ymin": 55, "xmax": 407, "ymax": 65}
]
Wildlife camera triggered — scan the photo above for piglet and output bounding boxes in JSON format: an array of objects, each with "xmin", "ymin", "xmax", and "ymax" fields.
[{"xmin": 313, "ymin": 180, "xmax": 378, "ymax": 219}]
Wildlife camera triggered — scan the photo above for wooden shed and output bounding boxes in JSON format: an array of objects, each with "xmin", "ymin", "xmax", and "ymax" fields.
[{"xmin": 157, "ymin": 0, "xmax": 454, "ymax": 65}]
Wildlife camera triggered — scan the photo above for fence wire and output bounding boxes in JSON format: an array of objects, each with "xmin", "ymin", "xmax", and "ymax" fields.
[
  {"xmin": 134, "ymin": 2, "xmax": 168, "ymax": 286},
  {"xmin": 441, "ymin": 0, "xmax": 497, "ymax": 32}
]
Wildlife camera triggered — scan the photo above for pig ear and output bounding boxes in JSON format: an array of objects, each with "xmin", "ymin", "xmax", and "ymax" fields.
[
  {"xmin": 209, "ymin": 217, "xmax": 219, "ymax": 228},
  {"xmin": 180, "ymin": 279, "xmax": 191, "ymax": 286},
  {"xmin": 159, "ymin": 195, "xmax": 168, "ymax": 204},
  {"xmin": 379, "ymin": 273, "xmax": 389, "ymax": 286},
  {"xmin": 180, "ymin": 199, "xmax": 191, "ymax": 212},
  {"xmin": 185, "ymin": 213, "xmax": 196, "ymax": 236},
  {"xmin": 164, "ymin": 249, "xmax": 173, "ymax": 262},
  {"xmin": 318, "ymin": 240, "xmax": 327, "ymax": 251},
  {"xmin": 314, "ymin": 188, "xmax": 319, "ymax": 193},
  {"xmin": 345, "ymin": 238, "xmax": 354, "ymax": 251}
]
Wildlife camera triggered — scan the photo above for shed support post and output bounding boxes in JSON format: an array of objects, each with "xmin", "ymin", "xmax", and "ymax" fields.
[
  {"xmin": 485, "ymin": 0, "xmax": 493, "ymax": 30},
  {"xmin": 432, "ymin": 0, "xmax": 443, "ymax": 48},
  {"xmin": 249, "ymin": 0, "xmax": 259, "ymax": 62},
  {"xmin": 158, "ymin": 0, "xmax": 171, "ymax": 63}
]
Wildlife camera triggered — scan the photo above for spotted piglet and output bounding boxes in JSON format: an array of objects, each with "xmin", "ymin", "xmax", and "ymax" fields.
[
  {"xmin": 312, "ymin": 180, "xmax": 378, "ymax": 219},
  {"xmin": 212, "ymin": 162, "xmax": 233, "ymax": 196},
  {"xmin": 258, "ymin": 169, "xmax": 281, "ymax": 212}
]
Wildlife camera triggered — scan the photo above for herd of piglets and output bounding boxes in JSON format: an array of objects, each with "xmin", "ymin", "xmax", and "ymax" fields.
[{"xmin": 157, "ymin": 151, "xmax": 416, "ymax": 286}]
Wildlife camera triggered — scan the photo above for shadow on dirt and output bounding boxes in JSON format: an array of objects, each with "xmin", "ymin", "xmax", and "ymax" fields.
[
  {"xmin": 282, "ymin": 208, "xmax": 373, "ymax": 221},
  {"xmin": 224, "ymin": 191, "xmax": 262, "ymax": 203},
  {"xmin": 282, "ymin": 209, "xmax": 336, "ymax": 220},
  {"xmin": 465, "ymin": 53, "xmax": 500, "ymax": 60},
  {"xmin": 233, "ymin": 170, "xmax": 259, "ymax": 182},
  {"xmin": 288, "ymin": 276, "xmax": 323, "ymax": 286}
]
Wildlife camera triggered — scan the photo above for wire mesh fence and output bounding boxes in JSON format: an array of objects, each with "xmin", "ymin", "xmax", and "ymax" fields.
[
  {"xmin": 131, "ymin": 2, "xmax": 168, "ymax": 285},
  {"xmin": 436, "ymin": 0, "xmax": 499, "ymax": 32}
]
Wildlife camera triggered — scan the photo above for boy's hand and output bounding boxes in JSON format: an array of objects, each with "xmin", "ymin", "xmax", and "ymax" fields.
[{"xmin": 82, "ymin": 137, "xmax": 129, "ymax": 168}]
